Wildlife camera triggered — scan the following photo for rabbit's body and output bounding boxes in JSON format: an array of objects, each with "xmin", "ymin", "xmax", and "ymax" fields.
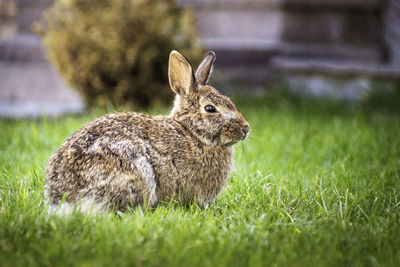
[
  {"xmin": 46, "ymin": 51, "xmax": 249, "ymax": 213},
  {"xmin": 47, "ymin": 112, "xmax": 233, "ymax": 211}
]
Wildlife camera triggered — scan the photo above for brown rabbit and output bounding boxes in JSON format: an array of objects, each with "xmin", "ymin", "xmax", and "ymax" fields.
[{"xmin": 45, "ymin": 50, "xmax": 249, "ymax": 213}]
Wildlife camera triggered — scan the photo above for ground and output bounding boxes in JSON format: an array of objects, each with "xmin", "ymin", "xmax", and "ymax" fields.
[{"xmin": 0, "ymin": 91, "xmax": 399, "ymax": 266}]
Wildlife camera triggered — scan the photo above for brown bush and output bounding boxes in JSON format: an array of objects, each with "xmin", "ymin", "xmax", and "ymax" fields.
[{"xmin": 39, "ymin": 0, "xmax": 203, "ymax": 108}]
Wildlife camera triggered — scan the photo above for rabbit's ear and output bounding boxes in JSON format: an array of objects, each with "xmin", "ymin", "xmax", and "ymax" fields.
[
  {"xmin": 168, "ymin": 50, "xmax": 195, "ymax": 96},
  {"xmin": 195, "ymin": 51, "xmax": 216, "ymax": 85}
]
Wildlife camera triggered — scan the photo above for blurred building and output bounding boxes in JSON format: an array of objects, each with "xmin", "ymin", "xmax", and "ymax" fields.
[
  {"xmin": 181, "ymin": 0, "xmax": 400, "ymax": 98},
  {"xmin": 0, "ymin": 0, "xmax": 84, "ymax": 118},
  {"xmin": 0, "ymin": 0, "xmax": 399, "ymax": 118}
]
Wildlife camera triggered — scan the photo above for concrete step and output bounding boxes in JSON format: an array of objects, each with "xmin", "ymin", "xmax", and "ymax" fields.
[
  {"xmin": 0, "ymin": 62, "xmax": 84, "ymax": 118},
  {"xmin": 272, "ymin": 57, "xmax": 400, "ymax": 79},
  {"xmin": 272, "ymin": 57, "xmax": 400, "ymax": 101},
  {"xmin": 0, "ymin": 34, "xmax": 47, "ymax": 62}
]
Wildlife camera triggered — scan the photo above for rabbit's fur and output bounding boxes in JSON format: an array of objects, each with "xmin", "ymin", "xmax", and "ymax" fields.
[{"xmin": 45, "ymin": 51, "xmax": 249, "ymax": 213}]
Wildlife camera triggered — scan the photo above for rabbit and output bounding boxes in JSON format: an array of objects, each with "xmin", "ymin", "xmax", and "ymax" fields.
[{"xmin": 45, "ymin": 50, "xmax": 250, "ymax": 213}]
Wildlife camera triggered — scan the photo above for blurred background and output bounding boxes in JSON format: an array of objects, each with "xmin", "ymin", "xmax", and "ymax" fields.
[{"xmin": 0, "ymin": 0, "xmax": 399, "ymax": 118}]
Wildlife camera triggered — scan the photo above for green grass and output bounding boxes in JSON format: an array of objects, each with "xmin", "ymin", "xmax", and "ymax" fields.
[{"xmin": 1, "ymin": 93, "xmax": 400, "ymax": 266}]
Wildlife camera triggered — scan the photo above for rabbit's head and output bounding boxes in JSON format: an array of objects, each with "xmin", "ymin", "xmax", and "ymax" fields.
[{"xmin": 168, "ymin": 50, "xmax": 249, "ymax": 146}]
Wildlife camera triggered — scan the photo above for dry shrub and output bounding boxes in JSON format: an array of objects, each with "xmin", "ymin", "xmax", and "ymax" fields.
[{"xmin": 39, "ymin": 0, "xmax": 203, "ymax": 108}]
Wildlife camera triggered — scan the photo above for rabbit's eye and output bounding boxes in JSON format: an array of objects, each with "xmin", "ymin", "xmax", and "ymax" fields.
[{"xmin": 204, "ymin": 105, "xmax": 217, "ymax": 113}]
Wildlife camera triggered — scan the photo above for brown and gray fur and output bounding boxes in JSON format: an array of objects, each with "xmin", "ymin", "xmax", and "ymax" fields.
[{"xmin": 45, "ymin": 50, "xmax": 249, "ymax": 213}]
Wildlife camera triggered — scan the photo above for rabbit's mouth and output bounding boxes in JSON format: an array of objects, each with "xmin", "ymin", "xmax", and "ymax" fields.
[
  {"xmin": 219, "ymin": 125, "xmax": 249, "ymax": 146},
  {"xmin": 223, "ymin": 141, "xmax": 238, "ymax": 147}
]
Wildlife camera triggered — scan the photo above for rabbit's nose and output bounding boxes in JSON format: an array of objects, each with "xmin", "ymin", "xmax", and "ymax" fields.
[{"xmin": 241, "ymin": 125, "xmax": 249, "ymax": 139}]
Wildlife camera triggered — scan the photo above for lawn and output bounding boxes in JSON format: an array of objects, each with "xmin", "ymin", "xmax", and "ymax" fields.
[{"xmin": 0, "ymin": 92, "xmax": 399, "ymax": 266}]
